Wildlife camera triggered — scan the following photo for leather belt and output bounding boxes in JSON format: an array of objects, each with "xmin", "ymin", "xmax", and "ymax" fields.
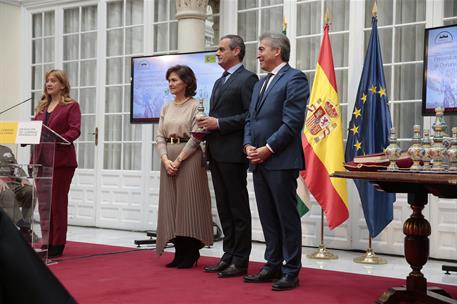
[{"xmin": 165, "ymin": 137, "xmax": 189, "ymax": 144}]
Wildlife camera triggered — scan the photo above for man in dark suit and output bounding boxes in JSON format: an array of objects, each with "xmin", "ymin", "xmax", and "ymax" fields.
[
  {"xmin": 243, "ymin": 32, "xmax": 309, "ymax": 291},
  {"xmin": 197, "ymin": 35, "xmax": 258, "ymax": 278}
]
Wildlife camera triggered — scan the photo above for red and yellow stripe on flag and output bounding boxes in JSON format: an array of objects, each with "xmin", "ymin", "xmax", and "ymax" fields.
[{"xmin": 302, "ymin": 23, "xmax": 348, "ymax": 229}]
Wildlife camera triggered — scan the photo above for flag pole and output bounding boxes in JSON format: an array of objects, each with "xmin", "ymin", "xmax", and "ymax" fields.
[
  {"xmin": 307, "ymin": 209, "xmax": 338, "ymax": 259},
  {"xmin": 353, "ymin": 234, "xmax": 387, "ymax": 264},
  {"xmin": 307, "ymin": 8, "xmax": 338, "ymax": 261},
  {"xmin": 351, "ymin": 0, "xmax": 387, "ymax": 266}
]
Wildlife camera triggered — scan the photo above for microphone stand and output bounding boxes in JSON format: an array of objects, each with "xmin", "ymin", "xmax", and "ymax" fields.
[{"xmin": 0, "ymin": 97, "xmax": 33, "ymax": 116}]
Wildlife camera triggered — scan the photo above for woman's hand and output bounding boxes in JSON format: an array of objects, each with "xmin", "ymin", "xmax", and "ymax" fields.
[{"xmin": 162, "ymin": 156, "xmax": 178, "ymax": 176}]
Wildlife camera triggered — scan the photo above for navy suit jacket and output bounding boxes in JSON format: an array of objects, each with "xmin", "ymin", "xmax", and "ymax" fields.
[
  {"xmin": 206, "ymin": 66, "xmax": 258, "ymax": 163},
  {"xmin": 243, "ymin": 64, "xmax": 309, "ymax": 170}
]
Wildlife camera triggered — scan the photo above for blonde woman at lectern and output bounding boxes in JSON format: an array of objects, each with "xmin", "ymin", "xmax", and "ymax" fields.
[{"xmin": 155, "ymin": 65, "xmax": 213, "ymax": 268}]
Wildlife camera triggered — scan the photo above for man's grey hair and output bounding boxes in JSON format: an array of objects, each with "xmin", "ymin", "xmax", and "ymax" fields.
[
  {"xmin": 259, "ymin": 32, "xmax": 290, "ymax": 62},
  {"xmin": 220, "ymin": 34, "xmax": 246, "ymax": 61}
]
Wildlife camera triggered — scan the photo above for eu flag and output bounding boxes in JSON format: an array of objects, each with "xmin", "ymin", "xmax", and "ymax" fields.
[{"xmin": 344, "ymin": 15, "xmax": 395, "ymax": 238}]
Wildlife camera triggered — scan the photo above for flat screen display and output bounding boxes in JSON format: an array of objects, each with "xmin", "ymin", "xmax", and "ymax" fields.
[
  {"xmin": 130, "ymin": 51, "xmax": 223, "ymax": 123},
  {"xmin": 423, "ymin": 24, "xmax": 457, "ymax": 115}
]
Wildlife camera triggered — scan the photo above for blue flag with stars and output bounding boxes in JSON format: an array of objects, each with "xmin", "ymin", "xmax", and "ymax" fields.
[{"xmin": 344, "ymin": 15, "xmax": 395, "ymax": 238}]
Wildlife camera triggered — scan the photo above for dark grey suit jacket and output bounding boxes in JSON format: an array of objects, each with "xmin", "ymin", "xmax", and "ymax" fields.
[{"xmin": 206, "ymin": 65, "xmax": 258, "ymax": 163}]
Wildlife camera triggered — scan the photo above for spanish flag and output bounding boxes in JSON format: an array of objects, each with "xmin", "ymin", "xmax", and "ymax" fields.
[{"xmin": 302, "ymin": 21, "xmax": 348, "ymax": 229}]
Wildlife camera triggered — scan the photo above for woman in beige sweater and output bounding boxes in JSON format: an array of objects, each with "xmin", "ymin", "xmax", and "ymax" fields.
[{"xmin": 155, "ymin": 65, "xmax": 213, "ymax": 268}]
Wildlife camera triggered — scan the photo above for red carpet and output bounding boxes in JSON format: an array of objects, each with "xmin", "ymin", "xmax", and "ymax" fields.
[{"xmin": 50, "ymin": 242, "xmax": 457, "ymax": 304}]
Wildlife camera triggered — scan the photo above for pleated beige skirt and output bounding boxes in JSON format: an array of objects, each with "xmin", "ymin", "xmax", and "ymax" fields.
[{"xmin": 156, "ymin": 143, "xmax": 214, "ymax": 255}]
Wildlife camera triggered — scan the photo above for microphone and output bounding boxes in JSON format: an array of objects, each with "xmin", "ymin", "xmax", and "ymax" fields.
[{"xmin": 0, "ymin": 97, "xmax": 33, "ymax": 116}]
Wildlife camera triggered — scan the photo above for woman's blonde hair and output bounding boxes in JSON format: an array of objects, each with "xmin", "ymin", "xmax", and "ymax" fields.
[{"xmin": 36, "ymin": 69, "xmax": 75, "ymax": 113}]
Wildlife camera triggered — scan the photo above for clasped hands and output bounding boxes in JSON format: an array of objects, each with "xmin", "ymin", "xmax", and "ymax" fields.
[
  {"xmin": 162, "ymin": 156, "xmax": 182, "ymax": 176},
  {"xmin": 245, "ymin": 145, "xmax": 272, "ymax": 165}
]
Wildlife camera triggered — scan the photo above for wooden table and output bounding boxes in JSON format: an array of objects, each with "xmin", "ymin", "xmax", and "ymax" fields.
[{"xmin": 332, "ymin": 170, "xmax": 457, "ymax": 304}]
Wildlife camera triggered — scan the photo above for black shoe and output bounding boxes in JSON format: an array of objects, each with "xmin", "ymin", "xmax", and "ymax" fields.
[
  {"xmin": 204, "ymin": 260, "xmax": 230, "ymax": 273},
  {"xmin": 244, "ymin": 268, "xmax": 282, "ymax": 283},
  {"xmin": 217, "ymin": 264, "xmax": 247, "ymax": 278},
  {"xmin": 48, "ymin": 244, "xmax": 65, "ymax": 258},
  {"xmin": 177, "ymin": 251, "xmax": 200, "ymax": 269},
  {"xmin": 166, "ymin": 239, "xmax": 183, "ymax": 268},
  {"xmin": 272, "ymin": 274, "xmax": 299, "ymax": 291}
]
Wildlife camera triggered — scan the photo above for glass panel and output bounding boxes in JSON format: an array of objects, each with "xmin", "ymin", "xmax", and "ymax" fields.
[
  {"xmin": 104, "ymin": 143, "xmax": 122, "ymax": 169},
  {"xmin": 32, "ymin": 91, "xmax": 41, "ymax": 114},
  {"xmin": 296, "ymin": 36, "xmax": 321, "ymax": 71},
  {"xmin": 106, "ymin": 58, "xmax": 123, "ymax": 85},
  {"xmin": 394, "ymin": 24, "xmax": 425, "ymax": 62},
  {"xmin": 393, "ymin": 102, "xmax": 422, "ymax": 140},
  {"xmin": 205, "ymin": 15, "xmax": 219, "ymax": 47},
  {"xmin": 71, "ymin": 88, "xmax": 79, "ymax": 101},
  {"xmin": 262, "ymin": 0, "xmax": 282, "ymax": 6},
  {"xmin": 297, "ymin": 2, "xmax": 320, "ymax": 36},
  {"xmin": 32, "ymin": 40, "xmax": 42, "ymax": 64},
  {"xmin": 79, "ymin": 87, "xmax": 96, "ymax": 113},
  {"xmin": 238, "ymin": 0, "xmax": 258, "ymax": 10},
  {"xmin": 152, "ymin": 143, "xmax": 161, "ymax": 170},
  {"xmin": 208, "ymin": 1, "xmax": 220, "ymax": 14},
  {"xmin": 170, "ymin": 22, "xmax": 178, "ymax": 51},
  {"xmin": 393, "ymin": 63, "xmax": 423, "ymax": 100},
  {"xmin": 123, "ymin": 143, "xmax": 142, "ymax": 170},
  {"xmin": 63, "ymin": 61, "xmax": 79, "ymax": 86},
  {"xmin": 43, "ymin": 63, "xmax": 54, "ymax": 77},
  {"xmin": 169, "ymin": 0, "xmax": 176, "ymax": 20},
  {"xmin": 154, "ymin": 23, "xmax": 168, "ymax": 52},
  {"xmin": 80, "ymin": 60, "xmax": 96, "ymax": 86},
  {"xmin": 365, "ymin": 0, "xmax": 393, "ymax": 27},
  {"xmin": 78, "ymin": 143, "xmax": 95, "ymax": 169},
  {"xmin": 81, "ymin": 6, "xmax": 97, "ymax": 31},
  {"xmin": 104, "ymin": 115, "xmax": 122, "ymax": 141},
  {"xmin": 124, "ymin": 57, "xmax": 132, "ymax": 84},
  {"xmin": 244, "ymin": 43, "xmax": 257, "ymax": 73},
  {"xmin": 335, "ymin": 69, "xmax": 348, "ymax": 106},
  {"xmin": 364, "ymin": 28, "xmax": 393, "ymax": 64},
  {"xmin": 32, "ymin": 66, "xmax": 42, "ymax": 90},
  {"xmin": 43, "ymin": 37, "xmax": 54, "ymax": 63},
  {"xmin": 64, "ymin": 8, "xmax": 79, "ymax": 34},
  {"xmin": 384, "ymin": 65, "xmax": 392, "ymax": 97},
  {"xmin": 125, "ymin": 27, "xmax": 143, "ymax": 55},
  {"xmin": 80, "ymin": 115, "xmax": 95, "ymax": 141},
  {"xmin": 107, "ymin": 29, "xmax": 124, "ymax": 56},
  {"xmin": 43, "ymin": 11, "xmax": 54, "ymax": 36},
  {"xmin": 106, "ymin": 86, "xmax": 123, "ymax": 113},
  {"xmin": 329, "ymin": 33, "xmax": 348, "ymax": 67},
  {"xmin": 324, "ymin": 0, "xmax": 349, "ymax": 31},
  {"xmin": 260, "ymin": 7, "xmax": 283, "ymax": 34},
  {"xmin": 444, "ymin": 0, "xmax": 457, "ymax": 17},
  {"xmin": 154, "ymin": 0, "xmax": 168, "ymax": 22},
  {"xmin": 123, "ymin": 114, "xmax": 141, "ymax": 141},
  {"xmin": 81, "ymin": 32, "xmax": 97, "ymax": 59},
  {"xmin": 238, "ymin": 11, "xmax": 258, "ymax": 42},
  {"xmin": 63, "ymin": 35, "xmax": 79, "ymax": 61},
  {"xmin": 107, "ymin": 1, "xmax": 124, "ymax": 28},
  {"xmin": 126, "ymin": 0, "xmax": 144, "ymax": 25},
  {"xmin": 32, "ymin": 14, "xmax": 42, "ymax": 38},
  {"xmin": 396, "ymin": 0, "xmax": 426, "ymax": 23}
]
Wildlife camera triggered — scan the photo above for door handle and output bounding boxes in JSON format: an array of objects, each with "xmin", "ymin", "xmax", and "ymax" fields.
[{"xmin": 90, "ymin": 127, "xmax": 99, "ymax": 146}]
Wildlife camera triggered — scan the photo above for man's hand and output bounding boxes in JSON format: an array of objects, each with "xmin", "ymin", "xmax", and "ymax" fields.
[
  {"xmin": 0, "ymin": 180, "xmax": 9, "ymax": 192},
  {"xmin": 196, "ymin": 116, "xmax": 219, "ymax": 131},
  {"xmin": 246, "ymin": 145, "xmax": 272, "ymax": 165}
]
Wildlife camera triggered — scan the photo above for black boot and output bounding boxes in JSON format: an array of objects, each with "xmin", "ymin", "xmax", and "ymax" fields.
[
  {"xmin": 177, "ymin": 237, "xmax": 201, "ymax": 269},
  {"xmin": 48, "ymin": 244, "xmax": 65, "ymax": 258},
  {"xmin": 166, "ymin": 237, "xmax": 183, "ymax": 268}
]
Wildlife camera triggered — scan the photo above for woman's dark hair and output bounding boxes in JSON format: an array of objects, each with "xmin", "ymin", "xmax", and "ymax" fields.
[{"xmin": 165, "ymin": 65, "xmax": 197, "ymax": 97}]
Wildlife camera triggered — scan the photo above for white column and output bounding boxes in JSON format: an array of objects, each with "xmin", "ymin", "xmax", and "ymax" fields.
[{"xmin": 175, "ymin": 0, "xmax": 208, "ymax": 52}]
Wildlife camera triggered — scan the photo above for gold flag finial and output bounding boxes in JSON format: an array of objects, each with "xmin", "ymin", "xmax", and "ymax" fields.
[
  {"xmin": 324, "ymin": 8, "xmax": 330, "ymax": 25},
  {"xmin": 282, "ymin": 16, "xmax": 288, "ymax": 34},
  {"xmin": 372, "ymin": 1, "xmax": 378, "ymax": 17}
]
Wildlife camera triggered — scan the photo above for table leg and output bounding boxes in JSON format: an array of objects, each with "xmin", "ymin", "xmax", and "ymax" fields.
[{"xmin": 377, "ymin": 191, "xmax": 456, "ymax": 304}]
